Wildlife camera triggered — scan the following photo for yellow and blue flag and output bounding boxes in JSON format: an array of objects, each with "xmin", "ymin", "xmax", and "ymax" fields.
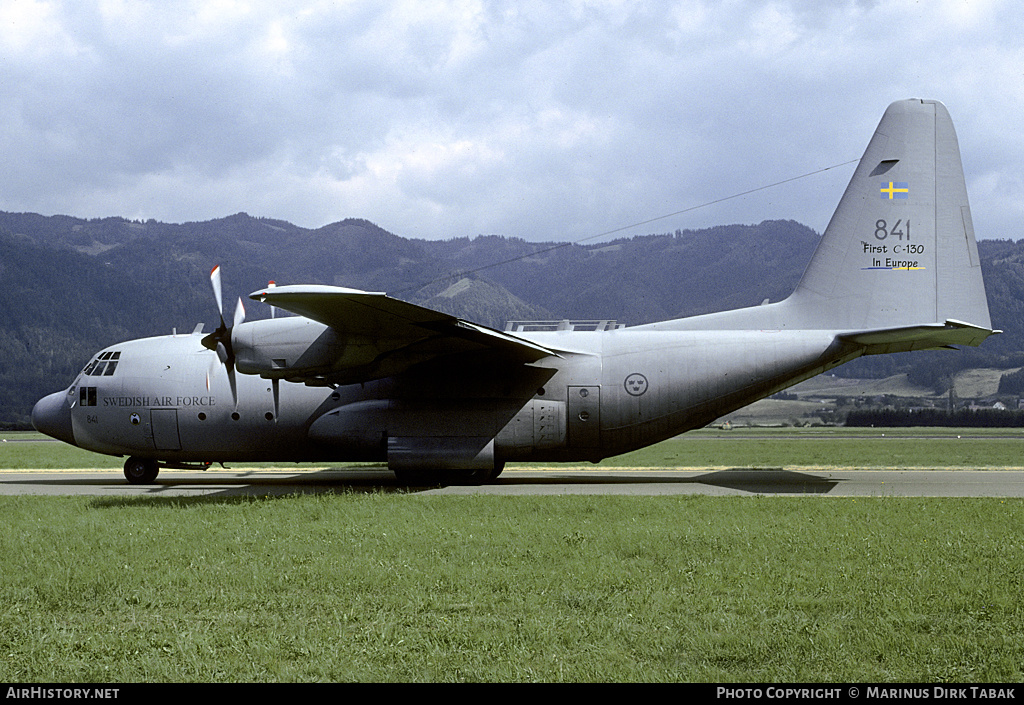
[{"xmin": 880, "ymin": 181, "xmax": 909, "ymax": 200}]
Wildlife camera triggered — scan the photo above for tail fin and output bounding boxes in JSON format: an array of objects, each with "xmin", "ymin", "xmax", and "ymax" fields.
[
  {"xmin": 789, "ymin": 99, "xmax": 993, "ymax": 339},
  {"xmin": 643, "ymin": 99, "xmax": 996, "ymax": 348}
]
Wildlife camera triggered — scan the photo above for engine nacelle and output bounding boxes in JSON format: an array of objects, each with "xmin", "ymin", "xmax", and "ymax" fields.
[
  {"xmin": 231, "ymin": 317, "xmax": 341, "ymax": 380},
  {"xmin": 233, "ymin": 316, "xmax": 442, "ymax": 385}
]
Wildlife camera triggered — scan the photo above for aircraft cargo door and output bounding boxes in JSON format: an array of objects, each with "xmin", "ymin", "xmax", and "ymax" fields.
[
  {"xmin": 151, "ymin": 409, "xmax": 181, "ymax": 451},
  {"xmin": 567, "ymin": 385, "xmax": 600, "ymax": 449}
]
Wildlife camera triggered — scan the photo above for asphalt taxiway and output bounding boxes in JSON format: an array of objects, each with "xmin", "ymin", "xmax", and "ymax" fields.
[{"xmin": 2, "ymin": 467, "xmax": 1024, "ymax": 498}]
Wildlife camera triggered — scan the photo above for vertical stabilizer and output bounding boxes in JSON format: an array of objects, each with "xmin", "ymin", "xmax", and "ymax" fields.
[{"xmin": 789, "ymin": 99, "xmax": 991, "ymax": 333}]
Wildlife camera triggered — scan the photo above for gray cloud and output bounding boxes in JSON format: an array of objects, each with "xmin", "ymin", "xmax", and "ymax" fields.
[{"xmin": 1, "ymin": 0, "xmax": 1021, "ymax": 242}]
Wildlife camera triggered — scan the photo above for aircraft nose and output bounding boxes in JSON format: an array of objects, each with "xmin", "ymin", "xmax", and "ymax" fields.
[{"xmin": 31, "ymin": 391, "xmax": 76, "ymax": 446}]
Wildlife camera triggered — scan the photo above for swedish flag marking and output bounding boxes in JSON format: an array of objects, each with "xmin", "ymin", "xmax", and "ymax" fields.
[{"xmin": 880, "ymin": 181, "xmax": 909, "ymax": 199}]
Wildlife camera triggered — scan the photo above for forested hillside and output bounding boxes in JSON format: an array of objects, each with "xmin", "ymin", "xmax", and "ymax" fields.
[{"xmin": 2, "ymin": 211, "xmax": 1021, "ymax": 427}]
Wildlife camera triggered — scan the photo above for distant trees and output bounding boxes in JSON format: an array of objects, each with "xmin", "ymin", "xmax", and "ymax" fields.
[
  {"xmin": 998, "ymin": 368, "xmax": 1024, "ymax": 395},
  {"xmin": 845, "ymin": 407, "xmax": 1024, "ymax": 427}
]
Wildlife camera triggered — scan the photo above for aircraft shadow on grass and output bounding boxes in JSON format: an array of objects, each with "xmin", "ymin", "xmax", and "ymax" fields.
[
  {"xmin": 493, "ymin": 468, "xmax": 841, "ymax": 494},
  {"xmin": 686, "ymin": 468, "xmax": 840, "ymax": 494}
]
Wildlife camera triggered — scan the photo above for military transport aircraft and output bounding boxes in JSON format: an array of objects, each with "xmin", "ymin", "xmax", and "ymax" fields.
[{"xmin": 32, "ymin": 99, "xmax": 997, "ymax": 484}]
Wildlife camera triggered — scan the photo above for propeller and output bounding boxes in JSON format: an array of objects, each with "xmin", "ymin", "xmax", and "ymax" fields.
[{"xmin": 201, "ymin": 265, "xmax": 246, "ymax": 406}]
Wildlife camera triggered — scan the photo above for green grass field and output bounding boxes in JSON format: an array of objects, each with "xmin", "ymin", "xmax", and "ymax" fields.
[
  {"xmin": 600, "ymin": 427, "xmax": 1024, "ymax": 469},
  {"xmin": 1, "ymin": 428, "xmax": 1023, "ymax": 682}
]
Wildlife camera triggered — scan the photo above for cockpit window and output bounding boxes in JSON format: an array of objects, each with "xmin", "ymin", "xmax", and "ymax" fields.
[{"xmin": 83, "ymin": 351, "xmax": 121, "ymax": 377}]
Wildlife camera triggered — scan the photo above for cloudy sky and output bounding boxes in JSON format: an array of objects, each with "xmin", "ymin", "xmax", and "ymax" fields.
[{"xmin": 2, "ymin": 0, "xmax": 1021, "ymax": 243}]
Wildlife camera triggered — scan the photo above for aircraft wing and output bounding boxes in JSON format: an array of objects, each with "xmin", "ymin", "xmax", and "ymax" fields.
[{"xmin": 248, "ymin": 284, "xmax": 560, "ymax": 384}]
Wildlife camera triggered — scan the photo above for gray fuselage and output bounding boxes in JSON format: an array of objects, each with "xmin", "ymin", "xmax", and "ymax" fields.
[{"xmin": 46, "ymin": 321, "xmax": 848, "ymax": 465}]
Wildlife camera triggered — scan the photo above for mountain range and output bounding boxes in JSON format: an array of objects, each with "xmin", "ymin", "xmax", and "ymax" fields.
[{"xmin": 2, "ymin": 211, "xmax": 1022, "ymax": 428}]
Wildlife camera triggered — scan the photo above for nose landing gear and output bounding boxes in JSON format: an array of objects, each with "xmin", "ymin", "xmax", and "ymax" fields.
[{"xmin": 123, "ymin": 456, "xmax": 159, "ymax": 484}]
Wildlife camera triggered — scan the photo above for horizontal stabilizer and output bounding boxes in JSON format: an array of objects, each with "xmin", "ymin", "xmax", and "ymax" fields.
[{"xmin": 839, "ymin": 320, "xmax": 999, "ymax": 355}]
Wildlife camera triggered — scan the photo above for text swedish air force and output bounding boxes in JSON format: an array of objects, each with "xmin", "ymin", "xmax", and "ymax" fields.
[{"xmin": 103, "ymin": 396, "xmax": 216, "ymax": 407}]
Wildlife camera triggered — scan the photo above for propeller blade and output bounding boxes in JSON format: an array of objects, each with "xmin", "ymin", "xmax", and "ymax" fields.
[
  {"xmin": 202, "ymin": 266, "xmax": 241, "ymax": 408},
  {"xmin": 206, "ymin": 346, "xmax": 240, "ymax": 407},
  {"xmin": 205, "ymin": 347, "xmax": 239, "ymax": 408},
  {"xmin": 210, "ymin": 265, "xmax": 224, "ymax": 320},
  {"xmin": 233, "ymin": 297, "xmax": 246, "ymax": 328},
  {"xmin": 227, "ymin": 366, "xmax": 238, "ymax": 409},
  {"xmin": 202, "ymin": 265, "xmax": 235, "ymax": 357}
]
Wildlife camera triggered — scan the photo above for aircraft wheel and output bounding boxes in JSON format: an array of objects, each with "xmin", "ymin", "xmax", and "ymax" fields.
[{"xmin": 124, "ymin": 457, "xmax": 159, "ymax": 484}]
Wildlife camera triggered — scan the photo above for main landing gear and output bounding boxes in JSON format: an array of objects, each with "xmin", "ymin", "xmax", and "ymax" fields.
[{"xmin": 392, "ymin": 463, "xmax": 505, "ymax": 486}]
